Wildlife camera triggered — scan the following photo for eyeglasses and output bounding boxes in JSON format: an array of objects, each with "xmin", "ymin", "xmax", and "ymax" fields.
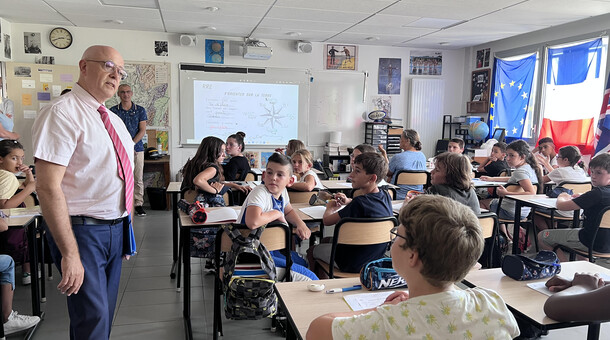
[
  {"xmin": 390, "ymin": 226, "xmax": 408, "ymax": 243},
  {"xmin": 86, "ymin": 60, "xmax": 128, "ymax": 80}
]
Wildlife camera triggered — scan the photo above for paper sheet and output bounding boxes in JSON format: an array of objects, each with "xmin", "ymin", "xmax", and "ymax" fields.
[
  {"xmin": 343, "ymin": 291, "xmax": 396, "ymax": 311},
  {"xmin": 299, "ymin": 205, "xmax": 344, "ymax": 219},
  {"xmin": 392, "ymin": 202, "xmax": 403, "ymax": 214},
  {"xmin": 527, "ymin": 273, "xmax": 610, "ymax": 297}
]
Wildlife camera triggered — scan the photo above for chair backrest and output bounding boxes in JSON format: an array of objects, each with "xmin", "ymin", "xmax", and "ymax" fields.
[
  {"xmin": 218, "ymin": 223, "xmax": 291, "ymax": 253},
  {"xmin": 287, "ymin": 189, "xmax": 319, "ymax": 204},
  {"xmin": 334, "ymin": 217, "xmax": 398, "ymax": 246},
  {"xmin": 244, "ymin": 172, "xmax": 256, "ymax": 181},
  {"xmin": 394, "ymin": 170, "xmax": 428, "ymax": 186},
  {"xmin": 322, "ymin": 167, "xmax": 334, "ymax": 180},
  {"xmin": 558, "ymin": 181, "xmax": 592, "ymax": 195},
  {"xmin": 505, "ymin": 183, "xmax": 525, "ymax": 193},
  {"xmin": 477, "ymin": 212, "xmax": 498, "ymax": 239},
  {"xmin": 23, "ymin": 194, "xmax": 37, "ymax": 208}
]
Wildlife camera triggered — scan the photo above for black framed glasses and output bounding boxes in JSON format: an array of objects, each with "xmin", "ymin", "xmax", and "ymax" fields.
[
  {"xmin": 86, "ymin": 60, "xmax": 128, "ymax": 80},
  {"xmin": 390, "ymin": 226, "xmax": 408, "ymax": 243}
]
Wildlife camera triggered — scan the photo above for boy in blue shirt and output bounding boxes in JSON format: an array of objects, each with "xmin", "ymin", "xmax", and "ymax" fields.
[{"xmin": 312, "ymin": 152, "xmax": 393, "ymax": 273}]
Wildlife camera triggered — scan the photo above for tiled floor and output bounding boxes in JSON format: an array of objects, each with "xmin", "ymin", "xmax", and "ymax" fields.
[{"xmin": 8, "ymin": 208, "xmax": 610, "ymax": 339}]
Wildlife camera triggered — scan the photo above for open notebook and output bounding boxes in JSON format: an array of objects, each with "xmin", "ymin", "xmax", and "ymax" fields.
[{"xmin": 206, "ymin": 207, "xmax": 239, "ymax": 223}]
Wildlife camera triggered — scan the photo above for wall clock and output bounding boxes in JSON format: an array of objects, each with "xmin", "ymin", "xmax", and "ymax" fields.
[{"xmin": 49, "ymin": 27, "xmax": 73, "ymax": 49}]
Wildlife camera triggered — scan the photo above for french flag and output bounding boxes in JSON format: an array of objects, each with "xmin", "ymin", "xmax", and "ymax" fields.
[
  {"xmin": 594, "ymin": 73, "xmax": 610, "ymax": 155},
  {"xmin": 539, "ymin": 38, "xmax": 605, "ymax": 155}
]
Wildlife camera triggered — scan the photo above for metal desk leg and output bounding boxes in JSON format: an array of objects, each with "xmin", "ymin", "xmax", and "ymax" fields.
[
  {"xmin": 26, "ymin": 218, "xmax": 41, "ymax": 317},
  {"xmin": 512, "ymin": 201, "xmax": 522, "ymax": 254},
  {"xmin": 181, "ymin": 224, "xmax": 192, "ymax": 340},
  {"xmin": 38, "ymin": 220, "xmax": 46, "ymax": 303},
  {"xmin": 170, "ymin": 192, "xmax": 179, "ymax": 279},
  {"xmin": 587, "ymin": 323, "xmax": 600, "ymax": 340}
]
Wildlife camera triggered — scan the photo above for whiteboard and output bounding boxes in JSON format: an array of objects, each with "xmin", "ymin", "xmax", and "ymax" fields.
[{"xmin": 308, "ymin": 71, "xmax": 367, "ymax": 147}]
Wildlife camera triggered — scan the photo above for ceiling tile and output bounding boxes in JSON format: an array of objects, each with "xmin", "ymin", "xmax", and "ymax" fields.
[
  {"xmin": 266, "ymin": 7, "xmax": 370, "ymax": 24},
  {"xmin": 274, "ymin": 0, "xmax": 397, "ymax": 13}
]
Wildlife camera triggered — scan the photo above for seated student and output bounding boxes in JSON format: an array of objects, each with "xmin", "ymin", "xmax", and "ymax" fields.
[
  {"xmin": 417, "ymin": 152, "xmax": 480, "ymax": 214},
  {"xmin": 447, "ymin": 137, "xmax": 465, "ymax": 154},
  {"xmin": 0, "ymin": 140, "xmax": 36, "ymax": 285},
  {"xmin": 289, "ymin": 149, "xmax": 323, "ymax": 191},
  {"xmin": 533, "ymin": 145, "xmax": 588, "ymax": 231},
  {"xmin": 0, "ymin": 253, "xmax": 40, "ymax": 335},
  {"xmin": 480, "ymin": 140, "xmax": 542, "ymax": 244},
  {"xmin": 285, "ymin": 139, "xmax": 305, "ymax": 158},
  {"xmin": 538, "ymin": 153, "xmax": 610, "ymax": 261},
  {"xmin": 306, "ymin": 195, "xmax": 520, "ymax": 340},
  {"xmin": 477, "ymin": 141, "xmax": 510, "ymax": 177},
  {"xmin": 544, "ymin": 273, "xmax": 610, "ymax": 322},
  {"xmin": 378, "ymin": 129, "xmax": 426, "ymax": 200},
  {"xmin": 535, "ymin": 137, "xmax": 559, "ymax": 173},
  {"xmin": 237, "ymin": 153, "xmax": 316, "ymax": 280},
  {"xmin": 349, "ymin": 144, "xmax": 375, "ymax": 167},
  {"xmin": 311, "ymin": 152, "xmax": 393, "ymax": 273},
  {"xmin": 223, "ymin": 131, "xmax": 250, "ymax": 181}
]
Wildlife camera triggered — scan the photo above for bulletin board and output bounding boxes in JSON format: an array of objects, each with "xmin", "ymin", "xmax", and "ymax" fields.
[{"xmin": 5, "ymin": 62, "xmax": 79, "ymax": 162}]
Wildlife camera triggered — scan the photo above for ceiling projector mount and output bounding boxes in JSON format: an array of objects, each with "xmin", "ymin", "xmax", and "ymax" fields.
[{"xmin": 243, "ymin": 38, "xmax": 273, "ymax": 60}]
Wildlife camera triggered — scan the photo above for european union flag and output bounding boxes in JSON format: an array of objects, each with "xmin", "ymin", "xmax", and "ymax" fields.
[{"xmin": 488, "ymin": 54, "xmax": 536, "ymax": 139}]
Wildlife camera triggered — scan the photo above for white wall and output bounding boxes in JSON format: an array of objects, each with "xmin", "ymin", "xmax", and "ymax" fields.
[{"xmin": 4, "ymin": 21, "xmax": 466, "ymax": 178}]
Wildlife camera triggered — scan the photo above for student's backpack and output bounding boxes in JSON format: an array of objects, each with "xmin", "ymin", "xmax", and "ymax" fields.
[{"xmin": 222, "ymin": 225, "xmax": 278, "ymax": 320}]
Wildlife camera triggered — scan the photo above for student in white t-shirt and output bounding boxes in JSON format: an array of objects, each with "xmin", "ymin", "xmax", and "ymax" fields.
[
  {"xmin": 534, "ymin": 145, "xmax": 588, "ymax": 231},
  {"xmin": 289, "ymin": 149, "xmax": 323, "ymax": 191},
  {"xmin": 306, "ymin": 195, "xmax": 519, "ymax": 340}
]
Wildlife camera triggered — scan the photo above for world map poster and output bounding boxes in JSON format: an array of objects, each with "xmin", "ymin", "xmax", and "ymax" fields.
[{"xmin": 106, "ymin": 62, "xmax": 170, "ymax": 128}]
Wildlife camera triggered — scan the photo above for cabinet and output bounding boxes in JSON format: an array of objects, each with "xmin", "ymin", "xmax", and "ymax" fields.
[{"xmin": 364, "ymin": 122, "xmax": 403, "ymax": 156}]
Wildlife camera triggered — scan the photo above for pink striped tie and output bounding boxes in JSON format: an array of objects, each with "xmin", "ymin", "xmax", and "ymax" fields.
[{"xmin": 98, "ymin": 105, "xmax": 134, "ymax": 213}]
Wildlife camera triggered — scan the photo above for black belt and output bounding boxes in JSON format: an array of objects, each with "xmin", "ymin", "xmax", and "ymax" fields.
[{"xmin": 70, "ymin": 216, "xmax": 124, "ymax": 226}]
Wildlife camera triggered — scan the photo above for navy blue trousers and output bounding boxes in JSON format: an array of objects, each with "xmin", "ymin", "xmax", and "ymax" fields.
[{"xmin": 46, "ymin": 222, "xmax": 123, "ymax": 340}]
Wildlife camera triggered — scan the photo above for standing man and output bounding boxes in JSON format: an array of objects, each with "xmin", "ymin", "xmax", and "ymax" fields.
[
  {"xmin": 110, "ymin": 84, "xmax": 148, "ymax": 216},
  {"xmin": 32, "ymin": 45, "xmax": 134, "ymax": 340}
]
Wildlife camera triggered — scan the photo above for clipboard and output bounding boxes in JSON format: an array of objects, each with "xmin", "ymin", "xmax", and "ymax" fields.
[{"xmin": 123, "ymin": 214, "xmax": 137, "ymax": 256}]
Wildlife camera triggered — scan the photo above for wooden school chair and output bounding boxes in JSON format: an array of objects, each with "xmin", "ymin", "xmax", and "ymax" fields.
[
  {"xmin": 393, "ymin": 170, "xmax": 428, "ymax": 191},
  {"xmin": 494, "ymin": 184, "xmax": 537, "ymax": 252},
  {"xmin": 534, "ymin": 180, "xmax": 592, "ymax": 231},
  {"xmin": 213, "ymin": 222, "xmax": 292, "ymax": 340},
  {"xmin": 244, "ymin": 171, "xmax": 256, "ymax": 181},
  {"xmin": 315, "ymin": 216, "xmax": 398, "ymax": 279},
  {"xmin": 477, "ymin": 212, "xmax": 499, "ymax": 268},
  {"xmin": 287, "ymin": 189, "xmax": 319, "ymax": 204},
  {"xmin": 557, "ymin": 206, "xmax": 610, "ymax": 263}
]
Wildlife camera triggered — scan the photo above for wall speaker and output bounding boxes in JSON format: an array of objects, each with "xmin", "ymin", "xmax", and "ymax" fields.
[
  {"xmin": 295, "ymin": 40, "xmax": 312, "ymax": 53},
  {"xmin": 180, "ymin": 35, "xmax": 197, "ymax": 47}
]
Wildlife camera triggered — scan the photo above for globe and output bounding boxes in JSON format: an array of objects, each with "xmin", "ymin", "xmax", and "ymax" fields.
[{"xmin": 469, "ymin": 121, "xmax": 489, "ymax": 142}]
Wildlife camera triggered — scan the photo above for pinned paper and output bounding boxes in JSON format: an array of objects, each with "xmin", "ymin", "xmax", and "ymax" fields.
[
  {"xmin": 40, "ymin": 73, "xmax": 53, "ymax": 82},
  {"xmin": 23, "ymin": 110, "xmax": 37, "ymax": 119},
  {"xmin": 37, "ymin": 92, "xmax": 51, "ymax": 101},
  {"xmin": 60, "ymin": 74, "xmax": 73, "ymax": 82},
  {"xmin": 42, "ymin": 83, "xmax": 49, "ymax": 92},
  {"xmin": 22, "ymin": 80, "xmax": 35, "ymax": 89},
  {"xmin": 52, "ymin": 85, "xmax": 62, "ymax": 97},
  {"xmin": 22, "ymin": 94, "xmax": 32, "ymax": 106}
]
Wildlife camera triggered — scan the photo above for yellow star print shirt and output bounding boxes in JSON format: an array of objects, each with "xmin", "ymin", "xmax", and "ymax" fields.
[{"xmin": 331, "ymin": 287, "xmax": 519, "ymax": 340}]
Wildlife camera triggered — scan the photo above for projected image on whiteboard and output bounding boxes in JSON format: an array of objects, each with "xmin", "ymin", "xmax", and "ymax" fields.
[{"xmin": 193, "ymin": 80, "xmax": 299, "ymax": 145}]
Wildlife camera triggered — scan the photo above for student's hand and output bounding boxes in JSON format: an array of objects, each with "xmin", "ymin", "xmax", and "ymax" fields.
[
  {"xmin": 572, "ymin": 273, "xmax": 605, "ymax": 290},
  {"xmin": 489, "ymin": 156, "xmax": 498, "ymax": 162},
  {"xmin": 326, "ymin": 199, "xmax": 340, "ymax": 209},
  {"xmin": 295, "ymin": 224, "xmax": 311, "ymax": 240},
  {"xmin": 377, "ymin": 144, "xmax": 387, "ymax": 156},
  {"xmin": 557, "ymin": 192, "xmax": 572, "ymax": 200},
  {"xmin": 384, "ymin": 291, "xmax": 409, "ymax": 304},
  {"xmin": 480, "ymin": 176, "xmax": 491, "ymax": 182},
  {"xmin": 334, "ymin": 193, "xmax": 348, "ymax": 206},
  {"xmin": 496, "ymin": 186, "xmax": 508, "ymax": 197},
  {"xmin": 535, "ymin": 153, "xmax": 550, "ymax": 166},
  {"xmin": 545, "ymin": 275, "xmax": 572, "ymax": 292},
  {"xmin": 235, "ymin": 184, "xmax": 252, "ymax": 193},
  {"xmin": 18, "ymin": 164, "xmax": 31, "ymax": 173},
  {"xmin": 210, "ymin": 182, "xmax": 224, "ymax": 194}
]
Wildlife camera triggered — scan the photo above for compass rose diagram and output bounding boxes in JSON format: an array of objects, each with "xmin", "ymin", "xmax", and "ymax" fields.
[{"xmin": 260, "ymin": 98, "xmax": 288, "ymax": 132}]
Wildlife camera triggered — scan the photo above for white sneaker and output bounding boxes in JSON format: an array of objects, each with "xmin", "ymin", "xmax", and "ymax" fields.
[{"xmin": 3, "ymin": 310, "xmax": 40, "ymax": 335}]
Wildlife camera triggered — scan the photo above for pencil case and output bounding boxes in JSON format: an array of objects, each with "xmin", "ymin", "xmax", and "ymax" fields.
[
  {"xmin": 502, "ymin": 250, "xmax": 561, "ymax": 281},
  {"xmin": 360, "ymin": 258, "xmax": 407, "ymax": 291}
]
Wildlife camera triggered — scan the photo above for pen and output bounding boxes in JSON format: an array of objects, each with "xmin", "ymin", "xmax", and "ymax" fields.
[{"xmin": 326, "ymin": 285, "xmax": 362, "ymax": 294}]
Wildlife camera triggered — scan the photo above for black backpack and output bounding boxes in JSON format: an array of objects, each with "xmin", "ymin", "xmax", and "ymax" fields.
[{"xmin": 222, "ymin": 225, "xmax": 278, "ymax": 320}]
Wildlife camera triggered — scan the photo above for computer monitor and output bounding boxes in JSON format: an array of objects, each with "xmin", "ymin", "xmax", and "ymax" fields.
[{"xmin": 492, "ymin": 128, "xmax": 506, "ymax": 143}]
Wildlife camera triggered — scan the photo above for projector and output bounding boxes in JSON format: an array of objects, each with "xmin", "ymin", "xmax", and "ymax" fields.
[{"xmin": 243, "ymin": 45, "xmax": 273, "ymax": 60}]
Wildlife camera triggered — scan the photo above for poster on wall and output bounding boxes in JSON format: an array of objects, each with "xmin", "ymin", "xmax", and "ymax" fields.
[
  {"xmin": 409, "ymin": 50, "xmax": 442, "ymax": 75},
  {"xmin": 205, "ymin": 39, "xmax": 224, "ymax": 64},
  {"xmin": 369, "ymin": 96, "xmax": 392, "ymax": 117},
  {"xmin": 4, "ymin": 34, "xmax": 11, "ymax": 59},
  {"xmin": 476, "ymin": 48, "xmax": 490, "ymax": 68},
  {"xmin": 378, "ymin": 58, "xmax": 401, "ymax": 95},
  {"xmin": 154, "ymin": 41, "xmax": 168, "ymax": 56},
  {"xmin": 325, "ymin": 44, "xmax": 357, "ymax": 70},
  {"xmin": 24, "ymin": 32, "xmax": 42, "ymax": 54}
]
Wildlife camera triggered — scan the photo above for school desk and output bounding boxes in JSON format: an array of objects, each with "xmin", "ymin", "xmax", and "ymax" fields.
[
  {"xmin": 275, "ymin": 277, "xmax": 409, "ymax": 340},
  {"xmin": 320, "ymin": 180, "xmax": 399, "ymax": 192},
  {"xmin": 504, "ymin": 194, "xmax": 580, "ymax": 254},
  {"xmin": 2, "ymin": 210, "xmax": 45, "ymax": 339},
  {"xmin": 464, "ymin": 260, "xmax": 609, "ymax": 340}
]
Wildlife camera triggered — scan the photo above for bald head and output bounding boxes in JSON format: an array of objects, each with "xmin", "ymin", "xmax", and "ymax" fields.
[{"xmin": 77, "ymin": 45, "xmax": 125, "ymax": 103}]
